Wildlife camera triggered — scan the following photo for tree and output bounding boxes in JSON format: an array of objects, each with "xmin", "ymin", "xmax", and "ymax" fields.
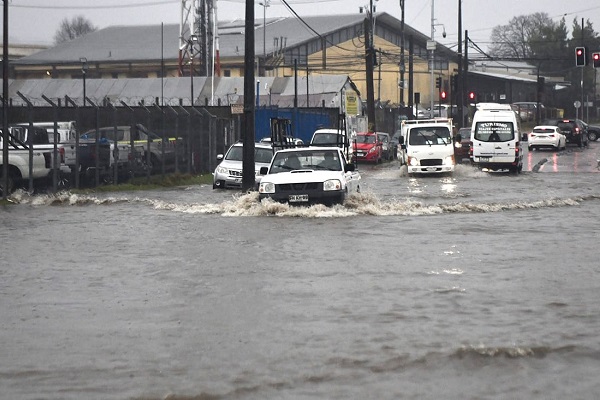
[
  {"xmin": 54, "ymin": 15, "xmax": 97, "ymax": 44},
  {"xmin": 489, "ymin": 13, "xmax": 561, "ymax": 60}
]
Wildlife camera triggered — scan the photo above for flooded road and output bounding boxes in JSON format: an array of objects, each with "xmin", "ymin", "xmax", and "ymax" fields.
[{"xmin": 2, "ymin": 144, "xmax": 600, "ymax": 399}]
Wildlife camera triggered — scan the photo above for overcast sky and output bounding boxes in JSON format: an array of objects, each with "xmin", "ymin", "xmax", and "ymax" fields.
[{"xmin": 3, "ymin": 0, "xmax": 600, "ymax": 53}]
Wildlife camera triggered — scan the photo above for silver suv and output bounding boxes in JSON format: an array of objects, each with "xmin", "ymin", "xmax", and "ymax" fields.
[{"xmin": 213, "ymin": 142, "xmax": 274, "ymax": 189}]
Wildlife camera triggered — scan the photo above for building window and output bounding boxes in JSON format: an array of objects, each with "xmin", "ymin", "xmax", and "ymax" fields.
[{"xmin": 224, "ymin": 69, "xmax": 231, "ymax": 77}]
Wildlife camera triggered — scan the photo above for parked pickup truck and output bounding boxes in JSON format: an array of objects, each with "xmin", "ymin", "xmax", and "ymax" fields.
[
  {"xmin": 0, "ymin": 131, "xmax": 53, "ymax": 195},
  {"xmin": 79, "ymin": 128, "xmax": 145, "ymax": 177},
  {"xmin": 81, "ymin": 124, "xmax": 184, "ymax": 173},
  {"xmin": 62, "ymin": 138, "xmax": 112, "ymax": 182},
  {"xmin": 2, "ymin": 124, "xmax": 71, "ymax": 177}
]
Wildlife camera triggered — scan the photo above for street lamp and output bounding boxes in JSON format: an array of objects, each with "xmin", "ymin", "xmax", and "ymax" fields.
[
  {"xmin": 80, "ymin": 57, "xmax": 87, "ymax": 106},
  {"xmin": 258, "ymin": 1, "xmax": 270, "ymax": 67},
  {"xmin": 189, "ymin": 35, "xmax": 198, "ymax": 106}
]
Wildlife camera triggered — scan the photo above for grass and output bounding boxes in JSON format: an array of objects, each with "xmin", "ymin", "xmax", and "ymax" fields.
[{"xmin": 71, "ymin": 172, "xmax": 213, "ymax": 193}]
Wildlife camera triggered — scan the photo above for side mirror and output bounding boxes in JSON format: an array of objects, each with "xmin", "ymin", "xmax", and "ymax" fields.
[{"xmin": 259, "ymin": 166, "xmax": 269, "ymax": 175}]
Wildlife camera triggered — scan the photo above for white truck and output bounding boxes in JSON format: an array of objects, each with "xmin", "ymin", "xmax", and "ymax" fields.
[
  {"xmin": 398, "ymin": 118, "xmax": 457, "ymax": 175},
  {"xmin": 1, "ymin": 132, "xmax": 53, "ymax": 195}
]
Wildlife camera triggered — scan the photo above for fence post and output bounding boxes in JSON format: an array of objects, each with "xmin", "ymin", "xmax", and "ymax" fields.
[
  {"xmin": 41, "ymin": 95, "xmax": 59, "ymax": 193},
  {"xmin": 178, "ymin": 105, "xmax": 192, "ymax": 174},
  {"xmin": 16, "ymin": 91, "xmax": 35, "ymax": 192},
  {"xmin": 86, "ymin": 97, "xmax": 101, "ymax": 187},
  {"xmin": 139, "ymin": 103, "xmax": 152, "ymax": 183},
  {"xmin": 65, "ymin": 95, "xmax": 80, "ymax": 189},
  {"xmin": 154, "ymin": 103, "xmax": 166, "ymax": 177}
]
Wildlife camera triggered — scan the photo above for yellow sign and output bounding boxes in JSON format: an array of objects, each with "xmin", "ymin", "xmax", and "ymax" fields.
[
  {"xmin": 230, "ymin": 104, "xmax": 244, "ymax": 114},
  {"xmin": 346, "ymin": 92, "xmax": 358, "ymax": 115}
]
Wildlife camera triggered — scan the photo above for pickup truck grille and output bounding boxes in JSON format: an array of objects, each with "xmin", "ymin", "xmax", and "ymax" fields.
[
  {"xmin": 420, "ymin": 159, "xmax": 442, "ymax": 166},
  {"xmin": 277, "ymin": 182, "xmax": 321, "ymax": 192}
]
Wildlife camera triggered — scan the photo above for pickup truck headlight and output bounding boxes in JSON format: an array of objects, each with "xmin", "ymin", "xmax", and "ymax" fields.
[
  {"xmin": 408, "ymin": 156, "xmax": 419, "ymax": 166},
  {"xmin": 323, "ymin": 179, "xmax": 342, "ymax": 191},
  {"xmin": 215, "ymin": 165, "xmax": 228, "ymax": 174},
  {"xmin": 259, "ymin": 182, "xmax": 275, "ymax": 194}
]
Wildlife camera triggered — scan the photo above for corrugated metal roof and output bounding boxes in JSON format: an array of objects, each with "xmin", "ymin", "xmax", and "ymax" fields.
[
  {"xmin": 13, "ymin": 12, "xmax": 451, "ymax": 65},
  {"xmin": 4, "ymin": 75, "xmax": 355, "ymax": 108}
]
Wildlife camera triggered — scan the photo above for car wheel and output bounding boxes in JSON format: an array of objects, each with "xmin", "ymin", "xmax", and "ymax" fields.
[{"xmin": 588, "ymin": 131, "xmax": 598, "ymax": 142}]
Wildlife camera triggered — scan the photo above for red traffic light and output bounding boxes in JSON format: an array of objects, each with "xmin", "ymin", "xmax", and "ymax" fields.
[
  {"xmin": 575, "ymin": 46, "xmax": 587, "ymax": 66},
  {"xmin": 440, "ymin": 91, "xmax": 447, "ymax": 100},
  {"xmin": 593, "ymin": 52, "xmax": 600, "ymax": 68},
  {"xmin": 468, "ymin": 91, "xmax": 476, "ymax": 100}
]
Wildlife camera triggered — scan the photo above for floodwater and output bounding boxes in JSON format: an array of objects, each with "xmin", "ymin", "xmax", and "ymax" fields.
[{"xmin": 2, "ymin": 144, "xmax": 600, "ymax": 399}]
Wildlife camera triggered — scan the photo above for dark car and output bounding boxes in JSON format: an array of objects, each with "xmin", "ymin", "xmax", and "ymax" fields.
[
  {"xmin": 454, "ymin": 127, "xmax": 472, "ymax": 164},
  {"xmin": 390, "ymin": 131, "xmax": 402, "ymax": 160},
  {"xmin": 542, "ymin": 119, "xmax": 588, "ymax": 148},
  {"xmin": 580, "ymin": 121, "xmax": 600, "ymax": 142}
]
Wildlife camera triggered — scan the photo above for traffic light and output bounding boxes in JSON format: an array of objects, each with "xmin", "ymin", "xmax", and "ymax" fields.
[
  {"xmin": 593, "ymin": 52, "xmax": 600, "ymax": 68},
  {"xmin": 450, "ymin": 75, "xmax": 458, "ymax": 91},
  {"xmin": 435, "ymin": 77, "xmax": 442, "ymax": 89},
  {"xmin": 575, "ymin": 46, "xmax": 587, "ymax": 67},
  {"xmin": 468, "ymin": 91, "xmax": 477, "ymax": 103},
  {"xmin": 440, "ymin": 90, "xmax": 447, "ymax": 102},
  {"xmin": 537, "ymin": 77, "xmax": 545, "ymax": 93}
]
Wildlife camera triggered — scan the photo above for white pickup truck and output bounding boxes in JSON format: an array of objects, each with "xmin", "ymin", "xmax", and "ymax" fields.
[
  {"xmin": 258, "ymin": 146, "xmax": 361, "ymax": 206},
  {"xmin": 1, "ymin": 132, "xmax": 53, "ymax": 195},
  {"xmin": 398, "ymin": 118, "xmax": 457, "ymax": 175}
]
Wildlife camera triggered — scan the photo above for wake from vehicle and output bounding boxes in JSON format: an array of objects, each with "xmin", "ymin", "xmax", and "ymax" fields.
[{"xmin": 9, "ymin": 188, "xmax": 598, "ymax": 218}]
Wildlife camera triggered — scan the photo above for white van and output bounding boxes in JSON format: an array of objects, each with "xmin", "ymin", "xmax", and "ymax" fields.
[{"xmin": 470, "ymin": 103, "xmax": 523, "ymax": 173}]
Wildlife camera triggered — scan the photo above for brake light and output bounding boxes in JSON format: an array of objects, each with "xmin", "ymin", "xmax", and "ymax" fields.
[{"xmin": 59, "ymin": 147, "xmax": 65, "ymax": 163}]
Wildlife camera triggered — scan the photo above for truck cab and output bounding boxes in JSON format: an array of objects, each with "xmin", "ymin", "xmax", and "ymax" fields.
[{"xmin": 399, "ymin": 118, "xmax": 456, "ymax": 175}]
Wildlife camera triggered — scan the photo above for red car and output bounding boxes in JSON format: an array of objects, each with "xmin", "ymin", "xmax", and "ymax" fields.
[{"xmin": 352, "ymin": 132, "xmax": 382, "ymax": 163}]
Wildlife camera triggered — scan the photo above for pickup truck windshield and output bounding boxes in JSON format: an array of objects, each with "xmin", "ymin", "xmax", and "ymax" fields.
[
  {"xmin": 474, "ymin": 122, "xmax": 514, "ymax": 142},
  {"xmin": 270, "ymin": 150, "xmax": 342, "ymax": 173}
]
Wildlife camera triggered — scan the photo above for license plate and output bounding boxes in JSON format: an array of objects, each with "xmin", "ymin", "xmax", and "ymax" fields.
[
  {"xmin": 289, "ymin": 194, "xmax": 309, "ymax": 202},
  {"xmin": 479, "ymin": 156, "xmax": 491, "ymax": 161}
]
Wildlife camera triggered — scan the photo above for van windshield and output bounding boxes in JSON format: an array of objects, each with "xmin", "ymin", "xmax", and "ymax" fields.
[
  {"xmin": 408, "ymin": 127, "xmax": 451, "ymax": 146},
  {"xmin": 474, "ymin": 122, "xmax": 514, "ymax": 142}
]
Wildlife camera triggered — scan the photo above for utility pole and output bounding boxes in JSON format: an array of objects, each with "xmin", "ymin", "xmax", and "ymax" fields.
[
  {"xmin": 399, "ymin": 0, "xmax": 405, "ymax": 107},
  {"xmin": 2, "ymin": 0, "xmax": 8, "ymax": 200},
  {"xmin": 429, "ymin": 0, "xmax": 435, "ymax": 114},
  {"xmin": 457, "ymin": 0, "xmax": 463, "ymax": 128},
  {"xmin": 242, "ymin": 0, "xmax": 256, "ymax": 191},
  {"xmin": 364, "ymin": 0, "xmax": 376, "ymax": 132}
]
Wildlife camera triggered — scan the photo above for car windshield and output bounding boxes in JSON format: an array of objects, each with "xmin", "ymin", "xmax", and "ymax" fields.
[
  {"xmin": 408, "ymin": 127, "xmax": 451, "ymax": 145},
  {"xmin": 312, "ymin": 133, "xmax": 343, "ymax": 145},
  {"xmin": 356, "ymin": 135, "xmax": 376, "ymax": 144},
  {"xmin": 269, "ymin": 150, "xmax": 342, "ymax": 173},
  {"xmin": 255, "ymin": 148, "xmax": 274, "ymax": 163},
  {"xmin": 225, "ymin": 146, "xmax": 243, "ymax": 161},
  {"xmin": 225, "ymin": 145, "xmax": 273, "ymax": 163},
  {"xmin": 473, "ymin": 122, "xmax": 514, "ymax": 142}
]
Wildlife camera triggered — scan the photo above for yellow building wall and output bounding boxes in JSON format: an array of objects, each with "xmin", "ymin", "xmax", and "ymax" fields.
[{"xmin": 271, "ymin": 35, "xmax": 458, "ymax": 107}]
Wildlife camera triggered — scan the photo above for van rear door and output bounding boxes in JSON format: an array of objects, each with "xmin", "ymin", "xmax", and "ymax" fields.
[{"xmin": 472, "ymin": 121, "xmax": 516, "ymax": 164}]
